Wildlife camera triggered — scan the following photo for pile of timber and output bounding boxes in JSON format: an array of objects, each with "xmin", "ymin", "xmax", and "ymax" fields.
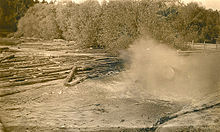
[
  {"xmin": 0, "ymin": 41, "xmax": 123, "ymax": 98},
  {"xmin": 63, "ymin": 56, "xmax": 123, "ymax": 86},
  {"xmin": 0, "ymin": 53, "xmax": 123, "ymax": 88},
  {"xmin": 0, "ymin": 53, "xmax": 71, "ymax": 88}
]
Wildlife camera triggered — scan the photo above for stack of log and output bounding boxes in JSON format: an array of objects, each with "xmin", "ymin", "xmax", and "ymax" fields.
[
  {"xmin": 0, "ymin": 44, "xmax": 123, "ymax": 100},
  {"xmin": 0, "ymin": 53, "xmax": 123, "ymax": 88},
  {"xmin": 0, "ymin": 40, "xmax": 124, "ymax": 98},
  {"xmin": 64, "ymin": 57, "xmax": 123, "ymax": 86}
]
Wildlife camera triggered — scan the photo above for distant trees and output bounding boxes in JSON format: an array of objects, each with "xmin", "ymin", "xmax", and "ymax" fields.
[
  {"xmin": 174, "ymin": 2, "xmax": 220, "ymax": 43},
  {"xmin": 14, "ymin": 0, "xmax": 220, "ymax": 52},
  {"xmin": 55, "ymin": 2, "xmax": 78, "ymax": 40},
  {"xmin": 55, "ymin": 0, "xmax": 101, "ymax": 48},
  {"xmin": 98, "ymin": 1, "xmax": 139, "ymax": 51},
  {"xmin": 16, "ymin": 3, "xmax": 60, "ymax": 39},
  {"xmin": 74, "ymin": 0, "xmax": 102, "ymax": 48},
  {"xmin": 0, "ymin": 0, "xmax": 35, "ymax": 31}
]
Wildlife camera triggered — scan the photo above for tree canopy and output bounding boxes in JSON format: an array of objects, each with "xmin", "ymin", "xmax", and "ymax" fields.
[
  {"xmin": 8, "ymin": 0, "xmax": 220, "ymax": 52},
  {"xmin": 0, "ymin": 0, "xmax": 35, "ymax": 31}
]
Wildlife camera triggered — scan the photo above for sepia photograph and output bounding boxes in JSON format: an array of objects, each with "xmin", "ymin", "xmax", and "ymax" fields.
[{"xmin": 0, "ymin": 0, "xmax": 220, "ymax": 131}]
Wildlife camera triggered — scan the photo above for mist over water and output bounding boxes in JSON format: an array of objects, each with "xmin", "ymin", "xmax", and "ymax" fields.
[{"xmin": 121, "ymin": 39, "xmax": 220, "ymax": 101}]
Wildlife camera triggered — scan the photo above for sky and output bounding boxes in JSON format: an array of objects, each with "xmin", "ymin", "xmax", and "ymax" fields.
[
  {"xmin": 182, "ymin": 0, "xmax": 220, "ymax": 10},
  {"xmin": 39, "ymin": 0, "xmax": 220, "ymax": 10}
]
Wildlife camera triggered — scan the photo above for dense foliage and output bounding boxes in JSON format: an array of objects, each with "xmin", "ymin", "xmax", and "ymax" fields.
[
  {"xmin": 15, "ymin": 3, "xmax": 60, "ymax": 39},
  {"xmin": 14, "ymin": 0, "xmax": 220, "ymax": 52},
  {"xmin": 173, "ymin": 2, "xmax": 220, "ymax": 43},
  {"xmin": 0, "ymin": 0, "xmax": 36, "ymax": 31}
]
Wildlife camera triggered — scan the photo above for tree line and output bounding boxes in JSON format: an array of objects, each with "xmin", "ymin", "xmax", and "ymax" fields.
[
  {"xmin": 2, "ymin": 0, "xmax": 220, "ymax": 52},
  {"xmin": 0, "ymin": 0, "xmax": 38, "ymax": 31}
]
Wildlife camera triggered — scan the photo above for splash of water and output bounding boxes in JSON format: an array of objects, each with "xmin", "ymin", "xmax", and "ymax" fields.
[{"xmin": 121, "ymin": 38, "xmax": 220, "ymax": 101}]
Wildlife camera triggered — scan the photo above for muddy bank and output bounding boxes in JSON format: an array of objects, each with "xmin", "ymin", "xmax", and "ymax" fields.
[
  {"xmin": 1, "ymin": 75, "xmax": 219, "ymax": 132},
  {"xmin": 0, "ymin": 76, "xmax": 184, "ymax": 132}
]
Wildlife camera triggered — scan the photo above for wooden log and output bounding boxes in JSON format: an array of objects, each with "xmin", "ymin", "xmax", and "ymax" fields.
[
  {"xmin": 0, "ymin": 72, "xmax": 12, "ymax": 78},
  {"xmin": 95, "ymin": 57, "xmax": 116, "ymax": 61},
  {"xmin": 64, "ymin": 76, "xmax": 88, "ymax": 86},
  {"xmin": 77, "ymin": 66, "xmax": 93, "ymax": 71},
  {"xmin": 64, "ymin": 66, "xmax": 77, "ymax": 84},
  {"xmin": 2, "ymin": 59, "xmax": 26, "ymax": 63},
  {"xmin": 14, "ymin": 62, "xmax": 56, "ymax": 69},
  {"xmin": 42, "ymin": 67, "xmax": 72, "ymax": 74},
  {"xmin": 8, "ymin": 75, "xmax": 26, "ymax": 80},
  {"xmin": 0, "ymin": 67, "xmax": 70, "ymax": 81},
  {"xmin": 0, "ymin": 75, "xmax": 67, "ymax": 88},
  {"xmin": 35, "ymin": 70, "xmax": 69, "ymax": 78},
  {"xmin": 2, "ymin": 58, "xmax": 48, "ymax": 65},
  {"xmin": 6, "ymin": 70, "xmax": 68, "ymax": 82},
  {"xmin": 0, "ymin": 47, "xmax": 9, "ymax": 53},
  {"xmin": 0, "ymin": 54, "xmax": 15, "ymax": 62},
  {"xmin": 77, "ymin": 71, "xmax": 90, "ymax": 75}
]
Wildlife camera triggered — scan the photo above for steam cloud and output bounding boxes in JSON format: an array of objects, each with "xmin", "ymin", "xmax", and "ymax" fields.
[{"xmin": 121, "ymin": 38, "xmax": 220, "ymax": 101}]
